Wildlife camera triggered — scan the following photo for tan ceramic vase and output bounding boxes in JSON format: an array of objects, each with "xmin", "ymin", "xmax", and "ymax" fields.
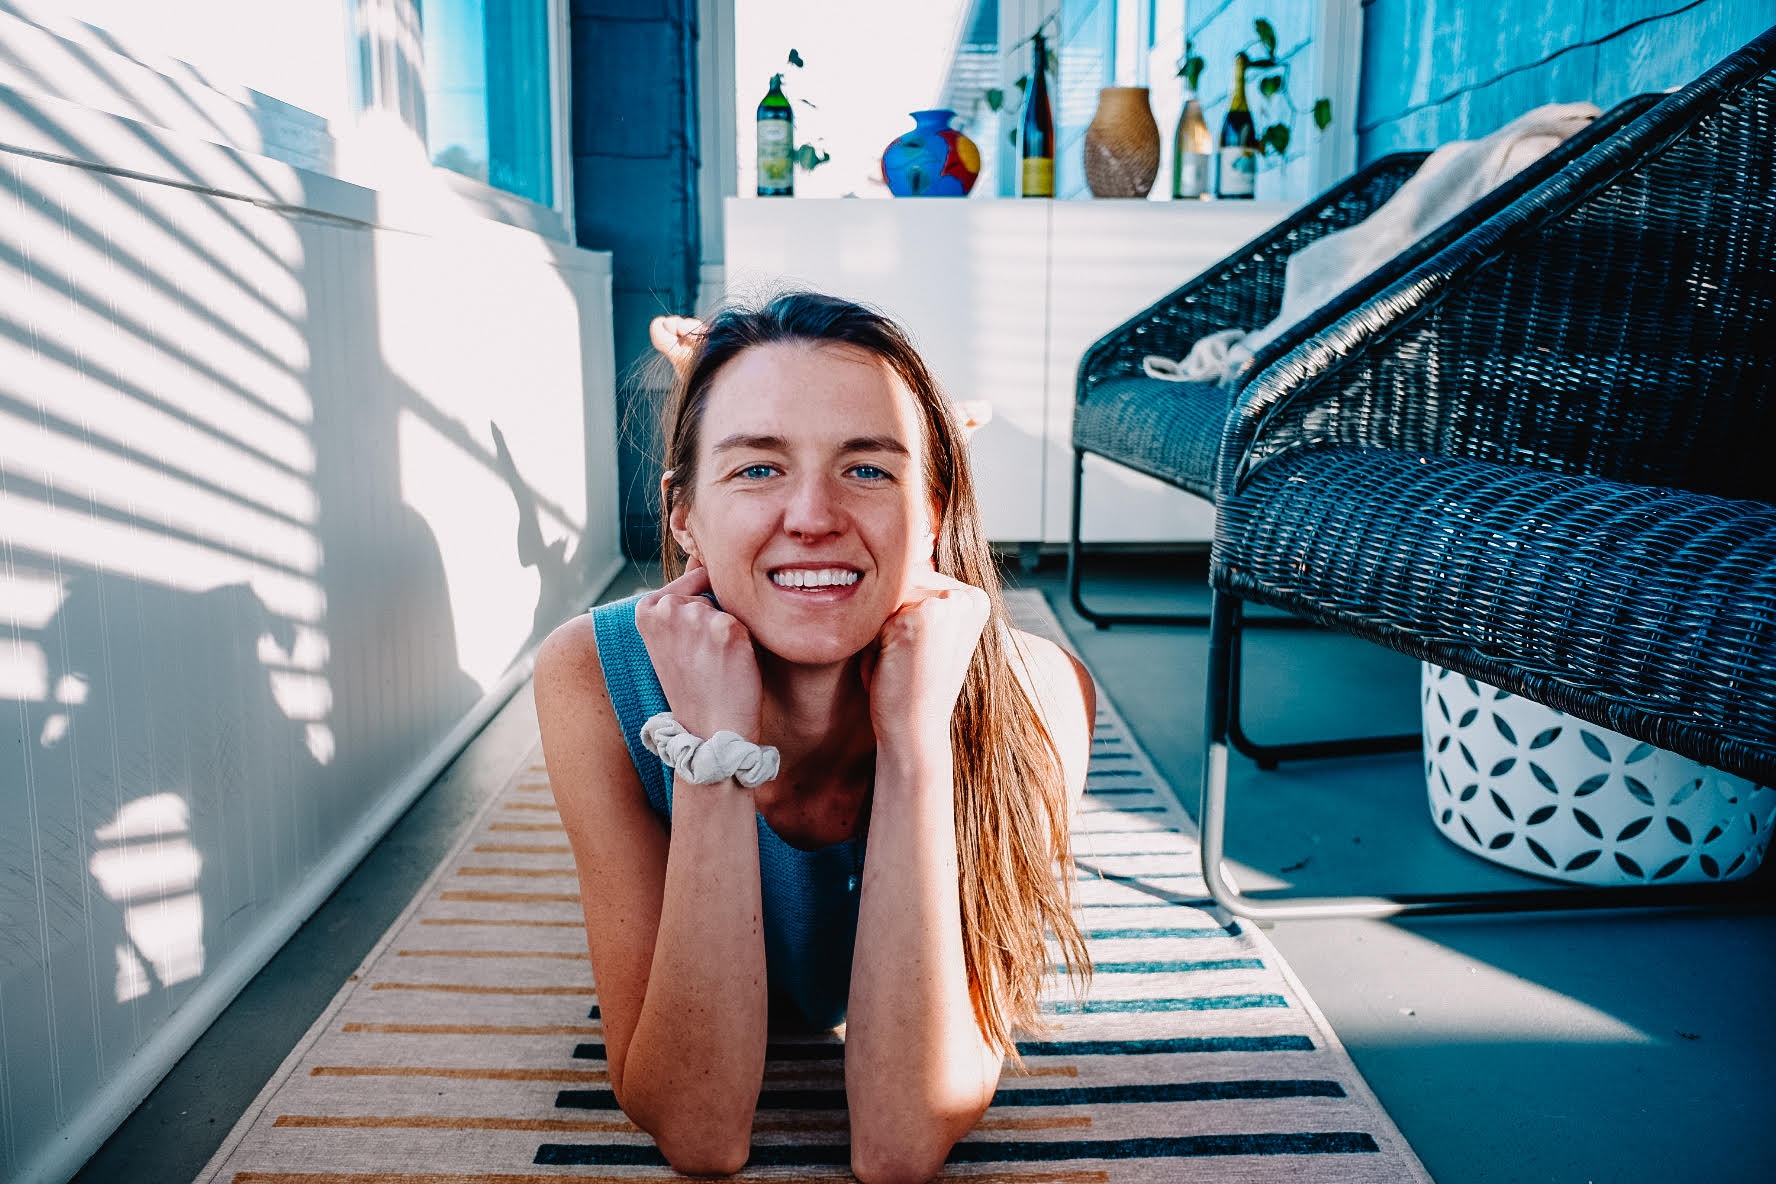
[{"xmin": 1084, "ymin": 86, "xmax": 1161, "ymax": 198}]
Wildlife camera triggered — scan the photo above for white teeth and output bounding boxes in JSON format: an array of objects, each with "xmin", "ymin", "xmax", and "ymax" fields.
[{"xmin": 771, "ymin": 568, "xmax": 860, "ymax": 588}]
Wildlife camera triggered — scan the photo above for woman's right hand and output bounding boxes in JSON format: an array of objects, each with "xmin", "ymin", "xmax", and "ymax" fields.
[{"xmin": 634, "ymin": 564, "xmax": 763, "ymax": 741}]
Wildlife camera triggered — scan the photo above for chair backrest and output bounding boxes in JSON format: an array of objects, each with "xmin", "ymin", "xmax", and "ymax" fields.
[
  {"xmin": 1231, "ymin": 25, "xmax": 1776, "ymax": 504},
  {"xmin": 1235, "ymin": 93, "xmax": 1665, "ymax": 384},
  {"xmin": 1078, "ymin": 151, "xmax": 1427, "ymax": 396}
]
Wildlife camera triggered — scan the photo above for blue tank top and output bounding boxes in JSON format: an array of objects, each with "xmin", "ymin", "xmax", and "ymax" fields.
[{"xmin": 590, "ymin": 592, "xmax": 864, "ymax": 1030}]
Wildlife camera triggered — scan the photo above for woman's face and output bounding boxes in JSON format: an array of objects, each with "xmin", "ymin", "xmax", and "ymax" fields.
[{"xmin": 671, "ymin": 340, "xmax": 939, "ymax": 668}]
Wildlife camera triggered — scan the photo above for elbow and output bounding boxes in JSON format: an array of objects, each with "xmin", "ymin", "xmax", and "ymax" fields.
[
  {"xmin": 851, "ymin": 1099, "xmax": 988, "ymax": 1184},
  {"xmin": 849, "ymin": 1136, "xmax": 952, "ymax": 1184},
  {"xmin": 655, "ymin": 1130, "xmax": 752, "ymax": 1178},
  {"xmin": 622, "ymin": 1090, "xmax": 754, "ymax": 1177}
]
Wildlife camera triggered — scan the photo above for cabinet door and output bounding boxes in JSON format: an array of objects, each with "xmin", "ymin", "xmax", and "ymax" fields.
[
  {"xmin": 1044, "ymin": 200, "xmax": 1289, "ymax": 543},
  {"xmin": 725, "ymin": 198, "xmax": 1050, "ymax": 543}
]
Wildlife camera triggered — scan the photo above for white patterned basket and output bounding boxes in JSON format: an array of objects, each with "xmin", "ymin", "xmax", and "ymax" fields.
[{"xmin": 1421, "ymin": 664, "xmax": 1776, "ymax": 885}]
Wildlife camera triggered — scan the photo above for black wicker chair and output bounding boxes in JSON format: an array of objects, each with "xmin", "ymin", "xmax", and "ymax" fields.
[
  {"xmin": 1069, "ymin": 96, "xmax": 1660, "ymax": 769},
  {"xmin": 1200, "ymin": 25, "xmax": 1776, "ymax": 919}
]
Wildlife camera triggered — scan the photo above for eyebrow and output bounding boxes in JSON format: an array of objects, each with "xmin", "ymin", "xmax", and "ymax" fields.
[{"xmin": 709, "ymin": 433, "xmax": 911, "ymax": 458}]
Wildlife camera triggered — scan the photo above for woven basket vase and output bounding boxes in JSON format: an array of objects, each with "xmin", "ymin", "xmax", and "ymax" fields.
[{"xmin": 1084, "ymin": 87, "xmax": 1160, "ymax": 198}]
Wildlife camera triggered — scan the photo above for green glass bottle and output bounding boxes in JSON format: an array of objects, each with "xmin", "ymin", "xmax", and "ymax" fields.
[
  {"xmin": 1020, "ymin": 32, "xmax": 1055, "ymax": 198},
  {"xmin": 1216, "ymin": 52, "xmax": 1258, "ymax": 199},
  {"xmin": 757, "ymin": 74, "xmax": 794, "ymax": 197}
]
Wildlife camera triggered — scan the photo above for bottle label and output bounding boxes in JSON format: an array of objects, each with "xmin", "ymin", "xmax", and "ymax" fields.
[
  {"xmin": 1022, "ymin": 157, "xmax": 1053, "ymax": 197},
  {"xmin": 1174, "ymin": 154, "xmax": 1210, "ymax": 199},
  {"xmin": 758, "ymin": 121, "xmax": 793, "ymax": 189},
  {"xmin": 1218, "ymin": 147, "xmax": 1256, "ymax": 197}
]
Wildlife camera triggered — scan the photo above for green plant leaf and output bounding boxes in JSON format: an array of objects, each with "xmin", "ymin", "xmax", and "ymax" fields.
[
  {"xmin": 1179, "ymin": 39, "xmax": 1204, "ymax": 90},
  {"xmin": 793, "ymin": 143, "xmax": 829, "ymax": 172},
  {"xmin": 787, "ymin": 48, "xmax": 804, "ymax": 68},
  {"xmin": 1313, "ymin": 97, "xmax": 1334, "ymax": 130},
  {"xmin": 1258, "ymin": 74, "xmax": 1283, "ymax": 98},
  {"xmin": 1261, "ymin": 123, "xmax": 1291, "ymax": 156},
  {"xmin": 984, "ymin": 88, "xmax": 1004, "ymax": 112},
  {"xmin": 1015, "ymin": 75, "xmax": 1029, "ymax": 95},
  {"xmin": 1255, "ymin": 18, "xmax": 1277, "ymax": 56}
]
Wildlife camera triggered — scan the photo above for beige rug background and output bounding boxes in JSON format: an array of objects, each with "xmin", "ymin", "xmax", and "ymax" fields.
[{"xmin": 197, "ymin": 589, "xmax": 1432, "ymax": 1183}]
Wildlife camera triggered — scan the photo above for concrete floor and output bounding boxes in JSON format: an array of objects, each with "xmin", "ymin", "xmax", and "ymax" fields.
[{"xmin": 81, "ymin": 554, "xmax": 1776, "ymax": 1183}]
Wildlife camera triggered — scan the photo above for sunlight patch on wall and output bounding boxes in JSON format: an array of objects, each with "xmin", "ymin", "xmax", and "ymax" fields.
[
  {"xmin": 0, "ymin": 491, "xmax": 325, "ymax": 622},
  {"xmin": 0, "ymin": 636, "xmax": 49, "ymax": 701},
  {"xmin": 0, "ymin": 407, "xmax": 321, "ymax": 574},
  {"xmin": 257, "ymin": 625, "xmax": 335, "ymax": 764},
  {"xmin": 89, "ymin": 792, "xmax": 205, "ymax": 1000},
  {"xmin": 396, "ymin": 407, "xmax": 533, "ymax": 692},
  {"xmin": 8, "ymin": 159, "xmax": 314, "ymax": 445},
  {"xmin": 0, "ymin": 568, "xmax": 68, "ymax": 629}
]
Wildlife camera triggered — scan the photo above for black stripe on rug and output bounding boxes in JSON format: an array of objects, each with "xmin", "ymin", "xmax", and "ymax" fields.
[
  {"xmin": 1082, "ymin": 925, "xmax": 1242, "ymax": 938},
  {"xmin": 556, "ymin": 1078, "xmax": 1344, "ymax": 1112},
  {"xmin": 535, "ymin": 1131, "xmax": 1383, "ymax": 1166},
  {"xmin": 1053, "ymin": 958, "xmax": 1265, "ymax": 973},
  {"xmin": 1041, "ymin": 993, "xmax": 1289, "ymax": 1013},
  {"xmin": 574, "ymin": 1033, "xmax": 1317, "ymax": 1062},
  {"xmin": 1018, "ymin": 1034, "xmax": 1316, "ymax": 1055}
]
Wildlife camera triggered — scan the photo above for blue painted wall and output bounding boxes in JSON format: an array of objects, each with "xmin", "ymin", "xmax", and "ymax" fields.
[
  {"xmin": 1058, "ymin": 0, "xmax": 1116, "ymax": 198},
  {"xmin": 570, "ymin": 0, "xmax": 702, "ymax": 558},
  {"xmin": 1180, "ymin": 0, "xmax": 1324, "ymax": 202},
  {"xmin": 1358, "ymin": 0, "xmax": 1775, "ymax": 162}
]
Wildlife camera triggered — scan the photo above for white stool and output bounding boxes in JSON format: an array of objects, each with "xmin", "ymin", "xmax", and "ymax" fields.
[{"xmin": 1421, "ymin": 663, "xmax": 1775, "ymax": 885}]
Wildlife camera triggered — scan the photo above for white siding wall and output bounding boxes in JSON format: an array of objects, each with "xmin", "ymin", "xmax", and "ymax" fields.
[{"xmin": 0, "ymin": 5, "xmax": 621, "ymax": 1180}]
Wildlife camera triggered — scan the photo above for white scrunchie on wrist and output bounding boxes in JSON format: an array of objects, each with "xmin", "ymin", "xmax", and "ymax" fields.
[{"xmin": 639, "ymin": 712, "xmax": 781, "ymax": 788}]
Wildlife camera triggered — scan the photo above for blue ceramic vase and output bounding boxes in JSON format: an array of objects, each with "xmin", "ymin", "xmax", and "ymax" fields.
[{"xmin": 881, "ymin": 109, "xmax": 980, "ymax": 197}]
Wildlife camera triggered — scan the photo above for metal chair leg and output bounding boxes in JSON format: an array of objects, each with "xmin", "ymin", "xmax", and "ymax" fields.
[
  {"xmin": 1199, "ymin": 590, "xmax": 1767, "ymax": 919},
  {"xmin": 1222, "ymin": 600, "xmax": 1421, "ymax": 769},
  {"xmin": 1068, "ymin": 448, "xmax": 1207, "ymax": 629}
]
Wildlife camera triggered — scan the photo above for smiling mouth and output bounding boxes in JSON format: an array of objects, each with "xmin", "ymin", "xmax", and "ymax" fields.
[{"xmin": 769, "ymin": 567, "xmax": 861, "ymax": 589}]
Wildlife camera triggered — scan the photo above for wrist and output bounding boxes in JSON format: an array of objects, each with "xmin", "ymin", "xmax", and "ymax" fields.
[{"xmin": 873, "ymin": 730, "xmax": 953, "ymax": 786}]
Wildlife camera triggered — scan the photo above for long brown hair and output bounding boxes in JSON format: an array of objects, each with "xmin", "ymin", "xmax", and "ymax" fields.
[{"xmin": 658, "ymin": 292, "xmax": 1089, "ymax": 1056}]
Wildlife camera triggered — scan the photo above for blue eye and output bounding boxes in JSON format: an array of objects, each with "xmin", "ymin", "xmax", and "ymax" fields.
[
  {"xmin": 738, "ymin": 464, "xmax": 776, "ymax": 479},
  {"xmin": 851, "ymin": 464, "xmax": 890, "ymax": 480}
]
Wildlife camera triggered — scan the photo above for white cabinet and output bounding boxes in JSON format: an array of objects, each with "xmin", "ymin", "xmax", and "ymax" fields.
[{"xmin": 725, "ymin": 197, "xmax": 1290, "ymax": 544}]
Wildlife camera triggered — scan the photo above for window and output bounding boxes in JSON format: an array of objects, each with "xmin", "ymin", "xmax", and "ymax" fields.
[{"xmin": 421, "ymin": 0, "xmax": 554, "ymax": 206}]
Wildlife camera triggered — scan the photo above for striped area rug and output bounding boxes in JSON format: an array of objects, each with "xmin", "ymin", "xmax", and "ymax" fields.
[{"xmin": 198, "ymin": 590, "xmax": 1430, "ymax": 1183}]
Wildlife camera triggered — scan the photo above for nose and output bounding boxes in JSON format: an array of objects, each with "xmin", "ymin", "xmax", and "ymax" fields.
[{"xmin": 781, "ymin": 470, "xmax": 844, "ymax": 540}]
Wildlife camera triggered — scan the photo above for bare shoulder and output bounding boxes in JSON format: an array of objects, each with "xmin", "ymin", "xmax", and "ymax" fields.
[
  {"xmin": 1005, "ymin": 628, "xmax": 1095, "ymax": 731},
  {"xmin": 1004, "ymin": 626, "xmax": 1096, "ymax": 806}
]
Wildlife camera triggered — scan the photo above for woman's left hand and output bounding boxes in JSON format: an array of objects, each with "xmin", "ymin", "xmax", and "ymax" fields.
[{"xmin": 859, "ymin": 564, "xmax": 991, "ymax": 755}]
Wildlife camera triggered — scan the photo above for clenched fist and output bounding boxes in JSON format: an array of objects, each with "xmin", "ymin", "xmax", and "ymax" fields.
[
  {"xmin": 859, "ymin": 565, "xmax": 991, "ymax": 755},
  {"xmin": 634, "ymin": 564, "xmax": 763, "ymax": 742}
]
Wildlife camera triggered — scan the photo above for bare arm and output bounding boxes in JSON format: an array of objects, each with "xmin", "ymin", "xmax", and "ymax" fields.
[
  {"xmin": 534, "ymin": 601, "xmax": 768, "ymax": 1175},
  {"xmin": 844, "ymin": 733, "xmax": 1003, "ymax": 1182},
  {"xmin": 842, "ymin": 581, "xmax": 1095, "ymax": 1182}
]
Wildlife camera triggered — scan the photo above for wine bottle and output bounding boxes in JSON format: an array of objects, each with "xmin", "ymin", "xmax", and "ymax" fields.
[
  {"xmin": 757, "ymin": 74, "xmax": 793, "ymax": 197},
  {"xmin": 1020, "ymin": 32, "xmax": 1054, "ymax": 198},
  {"xmin": 1171, "ymin": 84, "xmax": 1212, "ymax": 199},
  {"xmin": 1216, "ymin": 52, "xmax": 1258, "ymax": 199}
]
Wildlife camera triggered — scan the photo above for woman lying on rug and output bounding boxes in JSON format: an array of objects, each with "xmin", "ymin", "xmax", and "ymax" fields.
[{"xmin": 534, "ymin": 291, "xmax": 1095, "ymax": 1181}]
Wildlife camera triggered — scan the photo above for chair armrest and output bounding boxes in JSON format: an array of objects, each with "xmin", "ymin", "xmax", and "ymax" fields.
[
  {"xmin": 1075, "ymin": 152, "xmax": 1428, "ymax": 399},
  {"xmin": 1219, "ymin": 28, "xmax": 1776, "ymax": 506}
]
